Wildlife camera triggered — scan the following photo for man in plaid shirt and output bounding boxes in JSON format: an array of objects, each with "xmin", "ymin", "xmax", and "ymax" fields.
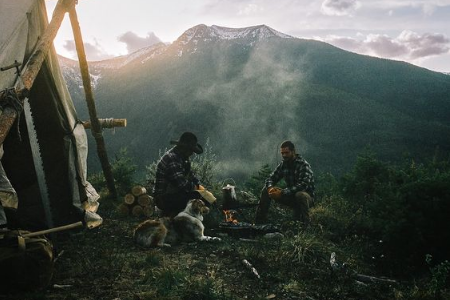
[
  {"xmin": 153, "ymin": 132, "xmax": 204, "ymax": 217},
  {"xmin": 254, "ymin": 140, "xmax": 315, "ymax": 225}
]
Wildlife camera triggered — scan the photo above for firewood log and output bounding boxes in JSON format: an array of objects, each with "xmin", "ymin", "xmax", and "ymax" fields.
[
  {"xmin": 137, "ymin": 194, "xmax": 152, "ymax": 207},
  {"xmin": 131, "ymin": 185, "xmax": 147, "ymax": 197},
  {"xmin": 131, "ymin": 205, "xmax": 144, "ymax": 217},
  {"xmin": 143, "ymin": 205, "xmax": 154, "ymax": 217},
  {"xmin": 124, "ymin": 193, "xmax": 135, "ymax": 205},
  {"xmin": 117, "ymin": 203, "xmax": 130, "ymax": 216}
]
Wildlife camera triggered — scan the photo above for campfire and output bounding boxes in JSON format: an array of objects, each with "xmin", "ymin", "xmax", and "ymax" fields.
[
  {"xmin": 218, "ymin": 183, "xmax": 279, "ymax": 237},
  {"xmin": 223, "ymin": 210, "xmax": 238, "ymax": 224},
  {"xmin": 219, "ymin": 210, "xmax": 279, "ymax": 238}
]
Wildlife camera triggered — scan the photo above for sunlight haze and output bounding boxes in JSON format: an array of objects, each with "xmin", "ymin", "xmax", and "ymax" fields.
[{"xmin": 46, "ymin": 0, "xmax": 450, "ymax": 73}]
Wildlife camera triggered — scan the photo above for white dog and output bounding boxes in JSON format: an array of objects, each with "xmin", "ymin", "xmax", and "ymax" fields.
[{"xmin": 133, "ymin": 199, "xmax": 221, "ymax": 247}]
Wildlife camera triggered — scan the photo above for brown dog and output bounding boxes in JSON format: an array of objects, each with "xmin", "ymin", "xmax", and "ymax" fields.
[{"xmin": 133, "ymin": 199, "xmax": 221, "ymax": 247}]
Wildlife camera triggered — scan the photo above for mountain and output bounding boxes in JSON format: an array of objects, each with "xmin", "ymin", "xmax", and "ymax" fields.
[{"xmin": 60, "ymin": 24, "xmax": 450, "ymax": 180}]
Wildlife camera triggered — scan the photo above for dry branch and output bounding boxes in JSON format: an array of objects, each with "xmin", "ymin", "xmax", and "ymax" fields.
[
  {"xmin": 355, "ymin": 273, "xmax": 397, "ymax": 284},
  {"xmin": 242, "ymin": 259, "xmax": 261, "ymax": 279}
]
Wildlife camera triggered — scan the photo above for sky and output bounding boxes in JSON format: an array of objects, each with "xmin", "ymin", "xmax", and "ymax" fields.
[{"xmin": 46, "ymin": 0, "xmax": 450, "ymax": 73}]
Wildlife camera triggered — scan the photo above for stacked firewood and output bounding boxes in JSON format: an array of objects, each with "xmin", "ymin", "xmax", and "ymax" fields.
[{"xmin": 118, "ymin": 185, "xmax": 154, "ymax": 218}]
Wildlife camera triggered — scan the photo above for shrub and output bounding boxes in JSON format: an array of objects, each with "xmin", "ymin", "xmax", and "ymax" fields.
[
  {"xmin": 426, "ymin": 254, "xmax": 450, "ymax": 298},
  {"xmin": 326, "ymin": 152, "xmax": 450, "ymax": 272},
  {"xmin": 190, "ymin": 138, "xmax": 218, "ymax": 189},
  {"xmin": 88, "ymin": 147, "xmax": 137, "ymax": 197},
  {"xmin": 244, "ymin": 164, "xmax": 272, "ymax": 196}
]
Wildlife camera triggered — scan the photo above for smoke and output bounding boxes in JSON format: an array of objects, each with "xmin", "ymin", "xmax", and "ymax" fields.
[{"xmin": 190, "ymin": 43, "xmax": 307, "ymax": 179}]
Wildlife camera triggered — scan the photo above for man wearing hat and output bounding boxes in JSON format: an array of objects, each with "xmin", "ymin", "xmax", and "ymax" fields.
[{"xmin": 153, "ymin": 132, "xmax": 205, "ymax": 217}]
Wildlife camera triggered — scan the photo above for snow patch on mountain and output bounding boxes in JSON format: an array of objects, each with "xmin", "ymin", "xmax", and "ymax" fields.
[
  {"xmin": 122, "ymin": 43, "xmax": 167, "ymax": 65},
  {"xmin": 177, "ymin": 24, "xmax": 292, "ymax": 46},
  {"xmin": 210, "ymin": 25, "xmax": 292, "ymax": 40}
]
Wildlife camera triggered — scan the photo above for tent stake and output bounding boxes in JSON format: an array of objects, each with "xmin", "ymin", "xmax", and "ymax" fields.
[{"xmin": 68, "ymin": 5, "xmax": 118, "ymax": 200}]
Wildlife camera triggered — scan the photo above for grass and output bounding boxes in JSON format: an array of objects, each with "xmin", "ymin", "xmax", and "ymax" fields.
[{"xmin": 1, "ymin": 197, "xmax": 448, "ymax": 300}]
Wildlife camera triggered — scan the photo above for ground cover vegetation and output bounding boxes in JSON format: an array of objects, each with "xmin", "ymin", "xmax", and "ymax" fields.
[{"xmin": 6, "ymin": 148, "xmax": 450, "ymax": 300}]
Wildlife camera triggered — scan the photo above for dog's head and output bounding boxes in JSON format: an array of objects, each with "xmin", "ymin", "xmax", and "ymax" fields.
[{"xmin": 186, "ymin": 199, "xmax": 210, "ymax": 216}]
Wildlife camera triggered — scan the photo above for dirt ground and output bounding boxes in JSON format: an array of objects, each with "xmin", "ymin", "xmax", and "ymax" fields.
[{"xmin": 0, "ymin": 204, "xmax": 400, "ymax": 300}]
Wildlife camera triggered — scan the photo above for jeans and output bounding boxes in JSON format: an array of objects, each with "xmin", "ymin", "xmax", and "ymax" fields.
[{"xmin": 254, "ymin": 187, "xmax": 312, "ymax": 225}]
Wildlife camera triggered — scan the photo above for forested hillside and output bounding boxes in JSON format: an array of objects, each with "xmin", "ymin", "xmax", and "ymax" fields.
[{"xmin": 61, "ymin": 24, "xmax": 450, "ymax": 179}]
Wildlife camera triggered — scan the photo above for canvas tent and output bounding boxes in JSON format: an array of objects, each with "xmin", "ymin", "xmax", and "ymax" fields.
[{"xmin": 0, "ymin": 0, "xmax": 101, "ymax": 230}]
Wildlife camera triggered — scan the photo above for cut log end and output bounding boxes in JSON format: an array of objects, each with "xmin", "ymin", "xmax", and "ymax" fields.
[
  {"xmin": 131, "ymin": 205, "xmax": 144, "ymax": 217},
  {"xmin": 117, "ymin": 203, "xmax": 130, "ymax": 216},
  {"xmin": 143, "ymin": 206, "xmax": 154, "ymax": 217},
  {"xmin": 137, "ymin": 194, "xmax": 153, "ymax": 207},
  {"xmin": 131, "ymin": 185, "xmax": 147, "ymax": 197},
  {"xmin": 124, "ymin": 193, "xmax": 135, "ymax": 205}
]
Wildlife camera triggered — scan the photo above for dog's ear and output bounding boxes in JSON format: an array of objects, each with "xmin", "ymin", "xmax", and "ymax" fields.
[
  {"xmin": 195, "ymin": 199, "xmax": 210, "ymax": 214},
  {"xmin": 190, "ymin": 199, "xmax": 203, "ymax": 214}
]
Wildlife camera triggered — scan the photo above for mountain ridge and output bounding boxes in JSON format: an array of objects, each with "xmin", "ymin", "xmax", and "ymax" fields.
[{"xmin": 59, "ymin": 24, "xmax": 450, "ymax": 178}]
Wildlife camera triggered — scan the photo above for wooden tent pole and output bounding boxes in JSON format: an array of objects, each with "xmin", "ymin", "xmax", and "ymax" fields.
[
  {"xmin": 21, "ymin": 0, "xmax": 75, "ymax": 91},
  {"xmin": 0, "ymin": 0, "xmax": 74, "ymax": 146},
  {"xmin": 68, "ymin": 5, "xmax": 118, "ymax": 200},
  {"xmin": 0, "ymin": 104, "xmax": 19, "ymax": 146}
]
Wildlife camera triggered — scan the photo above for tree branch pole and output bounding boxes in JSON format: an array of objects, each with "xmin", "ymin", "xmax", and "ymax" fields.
[
  {"xmin": 0, "ymin": 0, "xmax": 74, "ymax": 146},
  {"xmin": 68, "ymin": 5, "xmax": 118, "ymax": 200}
]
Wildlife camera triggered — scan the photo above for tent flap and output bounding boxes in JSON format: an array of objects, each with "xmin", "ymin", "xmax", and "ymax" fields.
[{"xmin": 0, "ymin": 0, "xmax": 99, "ymax": 229}]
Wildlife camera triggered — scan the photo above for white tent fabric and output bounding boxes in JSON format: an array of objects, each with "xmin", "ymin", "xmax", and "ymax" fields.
[{"xmin": 0, "ymin": 0, "xmax": 99, "ymax": 228}]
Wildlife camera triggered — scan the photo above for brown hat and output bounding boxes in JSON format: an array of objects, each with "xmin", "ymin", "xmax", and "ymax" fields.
[{"xmin": 170, "ymin": 132, "xmax": 203, "ymax": 154}]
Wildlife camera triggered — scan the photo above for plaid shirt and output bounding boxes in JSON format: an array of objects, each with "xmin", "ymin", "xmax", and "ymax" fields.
[
  {"xmin": 153, "ymin": 147, "xmax": 200, "ymax": 196},
  {"xmin": 266, "ymin": 155, "xmax": 315, "ymax": 198}
]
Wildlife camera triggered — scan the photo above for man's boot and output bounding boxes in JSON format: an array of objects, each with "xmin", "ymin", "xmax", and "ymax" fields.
[
  {"xmin": 254, "ymin": 188, "xmax": 271, "ymax": 224},
  {"xmin": 294, "ymin": 191, "xmax": 312, "ymax": 226}
]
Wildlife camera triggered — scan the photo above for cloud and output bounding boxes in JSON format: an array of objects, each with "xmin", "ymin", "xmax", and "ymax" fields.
[
  {"xmin": 364, "ymin": 34, "xmax": 409, "ymax": 57},
  {"xmin": 398, "ymin": 31, "xmax": 450, "ymax": 59},
  {"xmin": 238, "ymin": 3, "xmax": 264, "ymax": 16},
  {"xmin": 322, "ymin": 30, "xmax": 450, "ymax": 63},
  {"xmin": 321, "ymin": 0, "xmax": 361, "ymax": 16},
  {"xmin": 63, "ymin": 39, "xmax": 114, "ymax": 61},
  {"xmin": 422, "ymin": 3, "xmax": 437, "ymax": 16},
  {"xmin": 117, "ymin": 31, "xmax": 162, "ymax": 54}
]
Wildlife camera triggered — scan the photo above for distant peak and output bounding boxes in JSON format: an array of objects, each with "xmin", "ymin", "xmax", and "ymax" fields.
[
  {"xmin": 210, "ymin": 25, "xmax": 292, "ymax": 40},
  {"xmin": 177, "ymin": 24, "xmax": 292, "ymax": 44}
]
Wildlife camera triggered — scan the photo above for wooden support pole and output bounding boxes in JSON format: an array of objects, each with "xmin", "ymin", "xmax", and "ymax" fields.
[
  {"xmin": 21, "ymin": 221, "xmax": 83, "ymax": 238},
  {"xmin": 20, "ymin": 0, "xmax": 75, "ymax": 92},
  {"xmin": 82, "ymin": 118, "xmax": 127, "ymax": 129},
  {"xmin": 0, "ymin": 104, "xmax": 19, "ymax": 146},
  {"xmin": 68, "ymin": 5, "xmax": 117, "ymax": 200},
  {"xmin": 0, "ymin": 0, "xmax": 73, "ymax": 146}
]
